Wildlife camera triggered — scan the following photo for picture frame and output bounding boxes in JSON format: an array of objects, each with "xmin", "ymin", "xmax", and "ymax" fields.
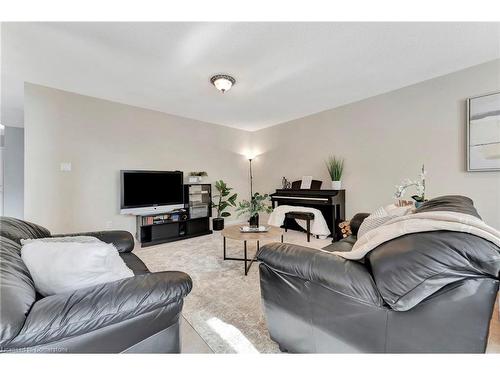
[{"xmin": 466, "ymin": 91, "xmax": 500, "ymax": 171}]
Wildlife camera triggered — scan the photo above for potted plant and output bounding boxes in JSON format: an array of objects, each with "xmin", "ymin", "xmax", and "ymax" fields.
[
  {"xmin": 394, "ymin": 164, "xmax": 427, "ymax": 208},
  {"xmin": 211, "ymin": 180, "xmax": 237, "ymax": 231},
  {"xmin": 236, "ymin": 193, "xmax": 273, "ymax": 228},
  {"xmin": 188, "ymin": 171, "xmax": 208, "ymax": 183},
  {"xmin": 326, "ymin": 156, "xmax": 344, "ymax": 190}
]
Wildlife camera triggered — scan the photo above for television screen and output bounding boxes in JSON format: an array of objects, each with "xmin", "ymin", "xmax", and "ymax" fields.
[{"xmin": 121, "ymin": 170, "xmax": 184, "ymax": 209}]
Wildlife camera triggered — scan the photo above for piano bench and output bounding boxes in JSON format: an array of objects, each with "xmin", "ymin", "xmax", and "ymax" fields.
[{"xmin": 285, "ymin": 211, "xmax": 316, "ymax": 242}]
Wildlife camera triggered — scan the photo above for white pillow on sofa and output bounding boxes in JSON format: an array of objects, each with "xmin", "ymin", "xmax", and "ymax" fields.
[
  {"xmin": 357, "ymin": 203, "xmax": 414, "ymax": 239},
  {"xmin": 21, "ymin": 235, "xmax": 102, "ymax": 245},
  {"xmin": 21, "ymin": 239, "xmax": 134, "ymax": 296}
]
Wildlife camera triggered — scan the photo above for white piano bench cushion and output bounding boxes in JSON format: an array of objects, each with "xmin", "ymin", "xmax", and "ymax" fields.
[{"xmin": 268, "ymin": 205, "xmax": 331, "ymax": 237}]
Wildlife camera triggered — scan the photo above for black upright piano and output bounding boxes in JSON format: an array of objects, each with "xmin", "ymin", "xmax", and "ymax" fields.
[{"xmin": 270, "ymin": 189, "xmax": 345, "ymax": 242}]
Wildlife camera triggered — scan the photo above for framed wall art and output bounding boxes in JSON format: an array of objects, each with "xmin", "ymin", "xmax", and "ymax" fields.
[{"xmin": 467, "ymin": 91, "xmax": 500, "ymax": 171}]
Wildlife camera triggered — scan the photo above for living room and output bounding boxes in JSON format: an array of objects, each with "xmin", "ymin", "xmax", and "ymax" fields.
[{"xmin": 1, "ymin": 1, "xmax": 500, "ymax": 373}]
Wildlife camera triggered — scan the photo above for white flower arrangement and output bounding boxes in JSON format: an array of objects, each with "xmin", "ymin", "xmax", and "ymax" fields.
[{"xmin": 394, "ymin": 165, "xmax": 427, "ymax": 202}]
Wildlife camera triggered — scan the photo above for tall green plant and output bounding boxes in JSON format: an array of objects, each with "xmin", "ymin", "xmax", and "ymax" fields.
[
  {"xmin": 212, "ymin": 180, "xmax": 237, "ymax": 218},
  {"xmin": 326, "ymin": 156, "xmax": 344, "ymax": 181},
  {"xmin": 236, "ymin": 193, "xmax": 273, "ymax": 218}
]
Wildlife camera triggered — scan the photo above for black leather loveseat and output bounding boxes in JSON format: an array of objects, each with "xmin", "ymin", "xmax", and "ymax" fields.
[
  {"xmin": 258, "ymin": 196, "xmax": 500, "ymax": 353},
  {"xmin": 0, "ymin": 217, "xmax": 192, "ymax": 353}
]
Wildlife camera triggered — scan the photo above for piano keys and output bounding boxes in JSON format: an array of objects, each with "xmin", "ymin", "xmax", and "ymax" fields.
[{"xmin": 270, "ymin": 189, "xmax": 345, "ymax": 242}]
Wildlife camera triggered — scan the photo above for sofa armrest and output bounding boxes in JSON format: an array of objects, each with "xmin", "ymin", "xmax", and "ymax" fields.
[
  {"xmin": 8, "ymin": 271, "xmax": 192, "ymax": 348},
  {"xmin": 55, "ymin": 230, "xmax": 135, "ymax": 253},
  {"xmin": 349, "ymin": 213, "xmax": 370, "ymax": 236},
  {"xmin": 258, "ymin": 242, "xmax": 383, "ymax": 306}
]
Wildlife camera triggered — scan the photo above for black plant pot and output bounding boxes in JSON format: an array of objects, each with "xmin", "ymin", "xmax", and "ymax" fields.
[
  {"xmin": 212, "ymin": 217, "xmax": 224, "ymax": 231},
  {"xmin": 249, "ymin": 214, "xmax": 259, "ymax": 228}
]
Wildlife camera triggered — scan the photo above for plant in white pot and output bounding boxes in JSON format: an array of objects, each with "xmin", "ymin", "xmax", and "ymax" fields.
[
  {"xmin": 326, "ymin": 156, "xmax": 344, "ymax": 190},
  {"xmin": 188, "ymin": 171, "xmax": 208, "ymax": 183}
]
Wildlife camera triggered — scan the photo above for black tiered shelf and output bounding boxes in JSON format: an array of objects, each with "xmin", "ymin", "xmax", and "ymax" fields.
[{"xmin": 136, "ymin": 184, "xmax": 212, "ymax": 247}]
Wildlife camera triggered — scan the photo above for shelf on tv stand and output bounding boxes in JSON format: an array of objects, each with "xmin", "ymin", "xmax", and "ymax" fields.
[
  {"xmin": 140, "ymin": 230, "xmax": 213, "ymax": 247},
  {"xmin": 140, "ymin": 216, "xmax": 208, "ymax": 227},
  {"xmin": 136, "ymin": 183, "xmax": 213, "ymax": 247},
  {"xmin": 137, "ymin": 215, "xmax": 212, "ymax": 247}
]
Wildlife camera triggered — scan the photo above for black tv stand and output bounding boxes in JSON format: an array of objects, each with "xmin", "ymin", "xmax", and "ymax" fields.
[{"xmin": 136, "ymin": 184, "xmax": 213, "ymax": 247}]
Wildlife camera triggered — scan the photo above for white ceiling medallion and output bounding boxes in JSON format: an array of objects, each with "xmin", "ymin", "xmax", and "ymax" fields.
[{"xmin": 210, "ymin": 74, "xmax": 236, "ymax": 93}]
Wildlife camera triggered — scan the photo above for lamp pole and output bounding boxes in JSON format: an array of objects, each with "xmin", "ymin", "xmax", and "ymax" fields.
[{"xmin": 249, "ymin": 158, "xmax": 253, "ymax": 200}]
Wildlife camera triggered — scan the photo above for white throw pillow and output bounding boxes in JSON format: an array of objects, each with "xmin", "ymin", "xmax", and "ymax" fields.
[
  {"xmin": 357, "ymin": 203, "xmax": 414, "ymax": 239},
  {"xmin": 21, "ymin": 236, "xmax": 102, "ymax": 245},
  {"xmin": 21, "ymin": 240, "xmax": 134, "ymax": 296}
]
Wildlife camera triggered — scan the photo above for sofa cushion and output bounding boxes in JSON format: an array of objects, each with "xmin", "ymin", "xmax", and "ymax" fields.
[
  {"xmin": 7, "ymin": 271, "xmax": 192, "ymax": 351},
  {"xmin": 0, "ymin": 217, "xmax": 51, "ymax": 245},
  {"xmin": 367, "ymin": 231, "xmax": 500, "ymax": 311},
  {"xmin": 322, "ymin": 235, "xmax": 357, "ymax": 253},
  {"xmin": 0, "ymin": 237, "xmax": 36, "ymax": 346},
  {"xmin": 365, "ymin": 195, "xmax": 499, "ymax": 311},
  {"xmin": 414, "ymin": 195, "xmax": 481, "ymax": 219}
]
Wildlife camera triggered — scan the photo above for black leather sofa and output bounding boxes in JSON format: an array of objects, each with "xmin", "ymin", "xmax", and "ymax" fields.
[
  {"xmin": 0, "ymin": 217, "xmax": 192, "ymax": 353},
  {"xmin": 258, "ymin": 196, "xmax": 500, "ymax": 353}
]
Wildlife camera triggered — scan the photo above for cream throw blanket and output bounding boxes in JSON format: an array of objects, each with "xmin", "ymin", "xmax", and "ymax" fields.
[{"xmin": 333, "ymin": 211, "xmax": 500, "ymax": 260}]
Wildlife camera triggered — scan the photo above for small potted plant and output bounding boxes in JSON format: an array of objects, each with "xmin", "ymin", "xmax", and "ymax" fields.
[
  {"xmin": 326, "ymin": 156, "xmax": 344, "ymax": 190},
  {"xmin": 394, "ymin": 165, "xmax": 427, "ymax": 208},
  {"xmin": 211, "ymin": 180, "xmax": 237, "ymax": 231},
  {"xmin": 236, "ymin": 193, "xmax": 273, "ymax": 228},
  {"xmin": 188, "ymin": 171, "xmax": 208, "ymax": 183}
]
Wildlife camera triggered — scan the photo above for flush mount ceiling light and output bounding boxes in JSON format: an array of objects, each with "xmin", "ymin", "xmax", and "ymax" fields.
[{"xmin": 210, "ymin": 74, "xmax": 236, "ymax": 93}]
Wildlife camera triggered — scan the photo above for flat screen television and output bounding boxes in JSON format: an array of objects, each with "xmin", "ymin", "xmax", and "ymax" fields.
[{"xmin": 120, "ymin": 170, "xmax": 184, "ymax": 215}]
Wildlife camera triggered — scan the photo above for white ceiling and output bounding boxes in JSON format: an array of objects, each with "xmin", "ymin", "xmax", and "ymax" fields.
[{"xmin": 2, "ymin": 22, "xmax": 500, "ymax": 130}]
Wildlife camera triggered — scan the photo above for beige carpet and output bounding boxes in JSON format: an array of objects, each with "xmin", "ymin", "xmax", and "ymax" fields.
[{"xmin": 135, "ymin": 228, "xmax": 331, "ymax": 353}]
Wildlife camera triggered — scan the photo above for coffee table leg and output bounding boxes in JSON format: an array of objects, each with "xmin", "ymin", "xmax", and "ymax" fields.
[
  {"xmin": 223, "ymin": 229, "xmax": 284, "ymax": 276},
  {"xmin": 223, "ymin": 236, "xmax": 227, "ymax": 260},
  {"xmin": 244, "ymin": 240, "xmax": 248, "ymax": 276}
]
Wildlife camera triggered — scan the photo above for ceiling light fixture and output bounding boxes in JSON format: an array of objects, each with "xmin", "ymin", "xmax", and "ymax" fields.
[{"xmin": 210, "ymin": 74, "xmax": 236, "ymax": 93}]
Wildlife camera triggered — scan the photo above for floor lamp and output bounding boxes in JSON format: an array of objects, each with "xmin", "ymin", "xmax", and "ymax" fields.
[{"xmin": 248, "ymin": 158, "xmax": 253, "ymax": 200}]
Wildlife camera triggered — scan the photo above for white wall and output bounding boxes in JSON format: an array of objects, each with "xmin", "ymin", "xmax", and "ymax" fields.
[
  {"xmin": 4, "ymin": 126, "xmax": 24, "ymax": 218},
  {"xmin": 252, "ymin": 59, "xmax": 500, "ymax": 228},
  {"xmin": 24, "ymin": 60, "xmax": 500, "ymax": 233},
  {"xmin": 24, "ymin": 84, "xmax": 251, "ymax": 234}
]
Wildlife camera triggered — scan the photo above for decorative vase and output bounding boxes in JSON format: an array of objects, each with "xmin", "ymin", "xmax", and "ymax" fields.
[
  {"xmin": 331, "ymin": 180, "xmax": 342, "ymax": 190},
  {"xmin": 249, "ymin": 214, "xmax": 259, "ymax": 228},
  {"xmin": 212, "ymin": 217, "xmax": 224, "ymax": 231}
]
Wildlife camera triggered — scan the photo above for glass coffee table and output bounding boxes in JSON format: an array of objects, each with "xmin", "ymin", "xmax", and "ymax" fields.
[{"xmin": 221, "ymin": 225, "xmax": 284, "ymax": 276}]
